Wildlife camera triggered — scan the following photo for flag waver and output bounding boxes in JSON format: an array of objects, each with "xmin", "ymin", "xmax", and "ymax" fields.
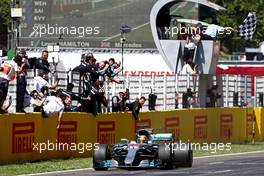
[{"xmin": 239, "ymin": 12, "xmax": 257, "ymax": 40}]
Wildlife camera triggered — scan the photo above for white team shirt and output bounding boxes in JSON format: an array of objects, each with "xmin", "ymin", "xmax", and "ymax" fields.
[
  {"xmin": 43, "ymin": 96, "xmax": 64, "ymax": 117},
  {"xmin": 181, "ymin": 64, "xmax": 196, "ymax": 75},
  {"xmin": 34, "ymin": 76, "xmax": 49, "ymax": 91}
]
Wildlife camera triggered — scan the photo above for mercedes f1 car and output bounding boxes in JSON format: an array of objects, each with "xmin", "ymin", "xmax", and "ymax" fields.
[{"xmin": 93, "ymin": 129, "xmax": 193, "ymax": 170}]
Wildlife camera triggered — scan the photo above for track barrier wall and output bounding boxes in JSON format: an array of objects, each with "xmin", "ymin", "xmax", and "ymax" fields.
[{"xmin": 0, "ymin": 107, "xmax": 263, "ymax": 164}]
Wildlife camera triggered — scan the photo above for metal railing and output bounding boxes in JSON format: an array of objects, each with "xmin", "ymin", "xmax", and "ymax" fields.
[{"xmin": 6, "ymin": 69, "xmax": 258, "ymax": 113}]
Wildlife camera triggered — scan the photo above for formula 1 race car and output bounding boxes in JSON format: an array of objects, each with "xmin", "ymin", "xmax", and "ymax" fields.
[{"xmin": 93, "ymin": 129, "xmax": 193, "ymax": 170}]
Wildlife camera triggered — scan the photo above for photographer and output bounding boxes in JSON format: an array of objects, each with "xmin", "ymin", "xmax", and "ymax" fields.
[
  {"xmin": 206, "ymin": 85, "xmax": 221, "ymax": 107},
  {"xmin": 183, "ymin": 88, "xmax": 196, "ymax": 108},
  {"xmin": 112, "ymin": 91, "xmax": 127, "ymax": 112},
  {"xmin": 73, "ymin": 53, "xmax": 99, "ymax": 96},
  {"xmin": 211, "ymin": 85, "xmax": 221, "ymax": 107},
  {"xmin": 14, "ymin": 50, "xmax": 30, "ymax": 113}
]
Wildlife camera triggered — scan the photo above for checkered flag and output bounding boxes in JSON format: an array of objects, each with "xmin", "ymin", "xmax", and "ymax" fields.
[{"xmin": 239, "ymin": 12, "xmax": 257, "ymax": 40}]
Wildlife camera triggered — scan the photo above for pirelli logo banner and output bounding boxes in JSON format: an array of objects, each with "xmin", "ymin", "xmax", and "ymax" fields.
[
  {"xmin": 97, "ymin": 121, "xmax": 115, "ymax": 144},
  {"xmin": 12, "ymin": 122, "xmax": 35, "ymax": 154},
  {"xmin": 247, "ymin": 113, "xmax": 254, "ymax": 137},
  {"xmin": 194, "ymin": 116, "xmax": 208, "ymax": 140},
  {"xmin": 165, "ymin": 117, "xmax": 180, "ymax": 141},
  {"xmin": 1, "ymin": 108, "xmax": 263, "ymax": 164},
  {"xmin": 135, "ymin": 119, "xmax": 151, "ymax": 133},
  {"xmin": 220, "ymin": 114, "xmax": 233, "ymax": 139},
  {"xmin": 57, "ymin": 121, "xmax": 77, "ymax": 145}
]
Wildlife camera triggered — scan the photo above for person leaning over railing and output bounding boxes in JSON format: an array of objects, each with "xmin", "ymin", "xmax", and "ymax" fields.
[
  {"xmin": 125, "ymin": 97, "xmax": 146, "ymax": 120},
  {"xmin": 27, "ymin": 90, "xmax": 47, "ymax": 112},
  {"xmin": 40, "ymin": 91, "xmax": 72, "ymax": 128},
  {"xmin": 56, "ymin": 83, "xmax": 91, "ymax": 112}
]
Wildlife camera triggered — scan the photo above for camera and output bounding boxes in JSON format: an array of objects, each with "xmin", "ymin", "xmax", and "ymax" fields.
[
  {"xmin": 22, "ymin": 57, "xmax": 26, "ymax": 63},
  {"xmin": 13, "ymin": 55, "xmax": 23, "ymax": 64},
  {"xmin": 120, "ymin": 25, "xmax": 131, "ymax": 34}
]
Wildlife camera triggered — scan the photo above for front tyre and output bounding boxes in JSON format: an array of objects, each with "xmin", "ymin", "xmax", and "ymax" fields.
[{"xmin": 93, "ymin": 144, "xmax": 111, "ymax": 171}]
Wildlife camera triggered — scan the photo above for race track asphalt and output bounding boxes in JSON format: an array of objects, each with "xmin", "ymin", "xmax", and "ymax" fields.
[{"xmin": 29, "ymin": 151, "xmax": 264, "ymax": 176}]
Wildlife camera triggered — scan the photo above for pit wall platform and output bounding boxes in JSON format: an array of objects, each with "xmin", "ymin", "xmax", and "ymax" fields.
[{"xmin": 0, "ymin": 107, "xmax": 263, "ymax": 164}]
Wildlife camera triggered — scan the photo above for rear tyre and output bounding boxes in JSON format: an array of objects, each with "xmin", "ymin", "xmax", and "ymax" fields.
[
  {"xmin": 158, "ymin": 144, "xmax": 173, "ymax": 169},
  {"xmin": 93, "ymin": 144, "xmax": 111, "ymax": 171},
  {"xmin": 173, "ymin": 143, "xmax": 193, "ymax": 167},
  {"xmin": 184, "ymin": 149, "xmax": 193, "ymax": 167}
]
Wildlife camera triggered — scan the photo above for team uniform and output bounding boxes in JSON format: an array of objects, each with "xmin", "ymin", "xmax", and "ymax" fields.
[{"xmin": 42, "ymin": 96, "xmax": 64, "ymax": 117}]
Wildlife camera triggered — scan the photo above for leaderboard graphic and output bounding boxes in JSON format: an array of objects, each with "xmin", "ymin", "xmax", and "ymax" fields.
[
  {"xmin": 19, "ymin": 0, "xmax": 199, "ymax": 49},
  {"xmin": 19, "ymin": 0, "xmax": 158, "ymax": 48}
]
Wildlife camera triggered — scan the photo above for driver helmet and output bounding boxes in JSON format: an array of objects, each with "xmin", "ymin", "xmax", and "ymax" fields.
[{"xmin": 139, "ymin": 135, "xmax": 148, "ymax": 144}]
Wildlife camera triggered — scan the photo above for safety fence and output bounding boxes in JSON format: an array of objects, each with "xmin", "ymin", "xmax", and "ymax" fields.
[
  {"xmin": 0, "ymin": 107, "xmax": 263, "ymax": 164},
  {"xmin": 7, "ymin": 69, "xmax": 262, "ymax": 113}
]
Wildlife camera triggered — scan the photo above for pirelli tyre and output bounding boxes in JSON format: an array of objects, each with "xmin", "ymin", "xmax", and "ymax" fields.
[
  {"xmin": 173, "ymin": 143, "xmax": 193, "ymax": 167},
  {"xmin": 93, "ymin": 144, "xmax": 111, "ymax": 171},
  {"xmin": 158, "ymin": 144, "xmax": 173, "ymax": 169}
]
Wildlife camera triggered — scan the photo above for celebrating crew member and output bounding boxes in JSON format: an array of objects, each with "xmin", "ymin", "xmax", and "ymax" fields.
[
  {"xmin": 13, "ymin": 50, "xmax": 30, "ymax": 113},
  {"xmin": 125, "ymin": 96, "xmax": 146, "ymax": 120}
]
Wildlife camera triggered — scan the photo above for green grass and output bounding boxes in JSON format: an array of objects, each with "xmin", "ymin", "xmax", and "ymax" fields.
[
  {"xmin": 0, "ymin": 158, "xmax": 92, "ymax": 176},
  {"xmin": 193, "ymin": 141, "xmax": 264, "ymax": 157},
  {"xmin": 1, "ymin": 142, "xmax": 264, "ymax": 175}
]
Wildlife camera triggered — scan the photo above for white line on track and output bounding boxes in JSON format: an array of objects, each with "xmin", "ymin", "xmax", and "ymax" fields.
[
  {"xmin": 231, "ymin": 162, "xmax": 264, "ymax": 165},
  {"xmin": 208, "ymin": 162, "xmax": 224, "ymax": 165},
  {"xmin": 213, "ymin": 170, "xmax": 232, "ymax": 174}
]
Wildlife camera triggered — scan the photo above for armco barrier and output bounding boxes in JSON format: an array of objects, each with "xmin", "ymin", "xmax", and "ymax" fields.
[{"xmin": 0, "ymin": 108, "xmax": 263, "ymax": 164}]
